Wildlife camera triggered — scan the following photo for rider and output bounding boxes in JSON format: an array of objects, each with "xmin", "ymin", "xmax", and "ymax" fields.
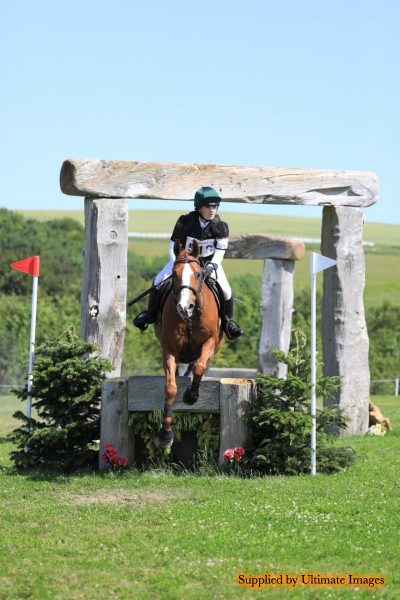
[{"xmin": 133, "ymin": 186, "xmax": 244, "ymax": 340}]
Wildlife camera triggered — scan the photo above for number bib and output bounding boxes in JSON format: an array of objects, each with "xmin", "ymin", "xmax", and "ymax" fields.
[{"xmin": 185, "ymin": 236, "xmax": 215, "ymax": 258}]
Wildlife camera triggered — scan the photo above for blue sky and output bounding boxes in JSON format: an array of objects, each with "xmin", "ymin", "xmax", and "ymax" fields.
[{"xmin": 1, "ymin": 0, "xmax": 399, "ymax": 223}]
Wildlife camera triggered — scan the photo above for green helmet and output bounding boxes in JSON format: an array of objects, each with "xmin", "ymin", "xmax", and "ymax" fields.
[{"xmin": 194, "ymin": 186, "xmax": 221, "ymax": 209}]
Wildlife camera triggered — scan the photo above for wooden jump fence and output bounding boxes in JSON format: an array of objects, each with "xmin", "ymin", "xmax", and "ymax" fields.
[
  {"xmin": 60, "ymin": 158, "xmax": 379, "ymax": 437},
  {"xmin": 100, "ymin": 376, "xmax": 256, "ymax": 468}
]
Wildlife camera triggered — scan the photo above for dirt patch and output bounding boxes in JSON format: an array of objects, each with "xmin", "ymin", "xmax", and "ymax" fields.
[{"xmin": 65, "ymin": 489, "xmax": 175, "ymax": 506}]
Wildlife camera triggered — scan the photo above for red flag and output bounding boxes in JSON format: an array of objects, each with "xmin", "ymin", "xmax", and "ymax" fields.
[{"xmin": 10, "ymin": 256, "xmax": 40, "ymax": 277}]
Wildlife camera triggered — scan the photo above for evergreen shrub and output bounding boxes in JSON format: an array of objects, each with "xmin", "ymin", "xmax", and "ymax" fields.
[
  {"xmin": 245, "ymin": 329, "xmax": 356, "ymax": 475},
  {"xmin": 10, "ymin": 328, "xmax": 111, "ymax": 471}
]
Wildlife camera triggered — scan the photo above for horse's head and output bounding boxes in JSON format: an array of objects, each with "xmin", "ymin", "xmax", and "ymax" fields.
[{"xmin": 172, "ymin": 240, "xmax": 202, "ymax": 321}]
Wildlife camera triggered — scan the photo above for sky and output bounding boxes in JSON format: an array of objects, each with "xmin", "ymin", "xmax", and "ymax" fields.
[{"xmin": 1, "ymin": 0, "xmax": 399, "ymax": 224}]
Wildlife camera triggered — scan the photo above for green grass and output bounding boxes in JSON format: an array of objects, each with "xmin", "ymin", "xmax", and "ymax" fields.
[
  {"xmin": 1, "ymin": 394, "xmax": 399, "ymax": 599},
  {"xmin": 17, "ymin": 209, "xmax": 400, "ymax": 245}
]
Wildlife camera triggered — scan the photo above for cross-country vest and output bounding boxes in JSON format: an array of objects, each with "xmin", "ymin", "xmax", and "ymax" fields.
[{"xmin": 171, "ymin": 212, "xmax": 229, "ymax": 265}]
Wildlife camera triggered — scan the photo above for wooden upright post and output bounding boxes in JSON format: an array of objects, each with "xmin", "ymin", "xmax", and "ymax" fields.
[
  {"xmin": 226, "ymin": 235, "xmax": 304, "ymax": 376},
  {"xmin": 99, "ymin": 377, "xmax": 134, "ymax": 469},
  {"xmin": 219, "ymin": 379, "xmax": 255, "ymax": 464},
  {"xmin": 258, "ymin": 259, "xmax": 294, "ymax": 377},
  {"xmin": 321, "ymin": 206, "xmax": 370, "ymax": 435},
  {"xmin": 81, "ymin": 197, "xmax": 128, "ymax": 377}
]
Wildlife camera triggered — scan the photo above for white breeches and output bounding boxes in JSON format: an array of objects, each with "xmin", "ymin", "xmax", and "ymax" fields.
[{"xmin": 154, "ymin": 260, "xmax": 232, "ymax": 300}]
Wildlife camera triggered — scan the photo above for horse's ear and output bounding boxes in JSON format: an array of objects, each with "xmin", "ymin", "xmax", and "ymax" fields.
[
  {"xmin": 191, "ymin": 239, "xmax": 200, "ymax": 258},
  {"xmin": 173, "ymin": 240, "xmax": 181, "ymax": 257}
]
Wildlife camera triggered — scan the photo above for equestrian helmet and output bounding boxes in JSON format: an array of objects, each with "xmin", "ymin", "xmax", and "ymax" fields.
[{"xmin": 194, "ymin": 186, "xmax": 221, "ymax": 209}]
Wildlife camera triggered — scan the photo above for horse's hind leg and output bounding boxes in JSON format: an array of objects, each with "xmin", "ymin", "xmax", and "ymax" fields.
[
  {"xmin": 183, "ymin": 339, "xmax": 216, "ymax": 405},
  {"xmin": 159, "ymin": 353, "xmax": 177, "ymax": 448}
]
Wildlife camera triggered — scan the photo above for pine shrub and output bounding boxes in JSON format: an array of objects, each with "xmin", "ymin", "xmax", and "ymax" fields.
[
  {"xmin": 10, "ymin": 328, "xmax": 112, "ymax": 471},
  {"xmin": 245, "ymin": 329, "xmax": 356, "ymax": 475}
]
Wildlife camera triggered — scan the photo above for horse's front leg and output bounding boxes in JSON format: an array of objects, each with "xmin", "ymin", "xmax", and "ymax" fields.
[
  {"xmin": 183, "ymin": 338, "xmax": 216, "ymax": 405},
  {"xmin": 158, "ymin": 353, "xmax": 177, "ymax": 448}
]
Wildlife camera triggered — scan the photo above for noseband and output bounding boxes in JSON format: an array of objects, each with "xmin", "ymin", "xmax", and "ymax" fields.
[{"xmin": 172, "ymin": 258, "xmax": 205, "ymax": 323}]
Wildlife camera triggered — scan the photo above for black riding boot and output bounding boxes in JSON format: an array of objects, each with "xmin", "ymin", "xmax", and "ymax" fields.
[
  {"xmin": 133, "ymin": 286, "xmax": 159, "ymax": 331},
  {"xmin": 224, "ymin": 297, "xmax": 243, "ymax": 340}
]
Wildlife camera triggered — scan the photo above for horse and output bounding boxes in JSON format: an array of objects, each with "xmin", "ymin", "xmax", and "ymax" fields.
[{"xmin": 154, "ymin": 239, "xmax": 224, "ymax": 448}]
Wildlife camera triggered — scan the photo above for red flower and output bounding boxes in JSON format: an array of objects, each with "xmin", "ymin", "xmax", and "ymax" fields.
[
  {"xmin": 101, "ymin": 443, "xmax": 128, "ymax": 468},
  {"xmin": 233, "ymin": 447, "xmax": 245, "ymax": 462},
  {"xmin": 223, "ymin": 448, "xmax": 235, "ymax": 462}
]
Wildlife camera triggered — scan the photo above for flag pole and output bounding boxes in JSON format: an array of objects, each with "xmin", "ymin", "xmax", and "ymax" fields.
[
  {"xmin": 309, "ymin": 252, "xmax": 337, "ymax": 476},
  {"xmin": 310, "ymin": 254, "xmax": 317, "ymax": 476},
  {"xmin": 10, "ymin": 255, "xmax": 40, "ymax": 449},
  {"xmin": 26, "ymin": 274, "xmax": 39, "ymax": 438}
]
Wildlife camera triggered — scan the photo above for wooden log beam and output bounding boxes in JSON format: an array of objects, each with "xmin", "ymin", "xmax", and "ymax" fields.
[
  {"xmin": 226, "ymin": 234, "xmax": 305, "ymax": 261},
  {"xmin": 128, "ymin": 376, "xmax": 220, "ymax": 412},
  {"xmin": 60, "ymin": 159, "xmax": 378, "ymax": 208}
]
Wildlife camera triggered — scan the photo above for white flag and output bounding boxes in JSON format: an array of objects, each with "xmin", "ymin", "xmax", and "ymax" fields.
[{"xmin": 311, "ymin": 252, "xmax": 337, "ymax": 275}]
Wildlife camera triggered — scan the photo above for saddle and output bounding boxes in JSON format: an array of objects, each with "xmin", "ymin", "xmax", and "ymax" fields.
[{"xmin": 205, "ymin": 277, "xmax": 225, "ymax": 317}]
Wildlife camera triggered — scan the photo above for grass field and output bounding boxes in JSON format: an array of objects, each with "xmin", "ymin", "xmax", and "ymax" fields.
[
  {"xmin": 1, "ymin": 394, "xmax": 399, "ymax": 600},
  {"xmin": 17, "ymin": 209, "xmax": 400, "ymax": 245}
]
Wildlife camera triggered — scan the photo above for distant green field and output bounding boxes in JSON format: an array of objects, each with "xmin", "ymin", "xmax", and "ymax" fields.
[
  {"xmin": 17, "ymin": 209, "xmax": 400, "ymax": 307},
  {"xmin": 128, "ymin": 239, "xmax": 400, "ymax": 306},
  {"xmin": 18, "ymin": 208, "xmax": 400, "ymax": 244}
]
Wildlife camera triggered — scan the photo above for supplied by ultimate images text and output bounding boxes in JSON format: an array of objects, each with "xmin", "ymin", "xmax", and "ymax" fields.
[{"xmin": 236, "ymin": 573, "xmax": 386, "ymax": 589}]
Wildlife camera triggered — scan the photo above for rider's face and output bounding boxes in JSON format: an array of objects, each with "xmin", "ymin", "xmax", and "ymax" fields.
[{"xmin": 198, "ymin": 205, "xmax": 218, "ymax": 221}]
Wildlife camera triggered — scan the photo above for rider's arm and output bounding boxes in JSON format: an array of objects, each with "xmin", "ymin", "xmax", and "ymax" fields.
[
  {"xmin": 212, "ymin": 237, "xmax": 229, "ymax": 266},
  {"xmin": 168, "ymin": 240, "xmax": 176, "ymax": 261}
]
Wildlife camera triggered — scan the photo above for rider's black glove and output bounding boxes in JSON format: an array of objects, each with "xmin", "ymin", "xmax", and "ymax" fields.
[{"xmin": 204, "ymin": 263, "xmax": 217, "ymax": 279}]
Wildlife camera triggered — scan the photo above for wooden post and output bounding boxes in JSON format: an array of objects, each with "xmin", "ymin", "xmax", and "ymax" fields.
[
  {"xmin": 226, "ymin": 235, "xmax": 304, "ymax": 376},
  {"xmin": 321, "ymin": 206, "xmax": 370, "ymax": 435},
  {"xmin": 99, "ymin": 377, "xmax": 134, "ymax": 470},
  {"xmin": 258, "ymin": 259, "xmax": 294, "ymax": 377},
  {"xmin": 219, "ymin": 379, "xmax": 255, "ymax": 465},
  {"xmin": 81, "ymin": 197, "xmax": 128, "ymax": 377}
]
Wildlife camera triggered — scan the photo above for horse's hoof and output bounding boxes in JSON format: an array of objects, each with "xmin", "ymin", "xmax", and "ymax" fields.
[
  {"xmin": 183, "ymin": 385, "xmax": 198, "ymax": 405},
  {"xmin": 158, "ymin": 427, "xmax": 174, "ymax": 448}
]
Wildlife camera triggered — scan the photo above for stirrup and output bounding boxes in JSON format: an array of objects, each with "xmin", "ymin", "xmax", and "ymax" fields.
[
  {"xmin": 225, "ymin": 319, "xmax": 244, "ymax": 340},
  {"xmin": 133, "ymin": 311, "xmax": 150, "ymax": 331}
]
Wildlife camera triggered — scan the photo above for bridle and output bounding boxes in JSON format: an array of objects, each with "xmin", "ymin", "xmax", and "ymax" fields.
[{"xmin": 172, "ymin": 257, "xmax": 206, "ymax": 327}]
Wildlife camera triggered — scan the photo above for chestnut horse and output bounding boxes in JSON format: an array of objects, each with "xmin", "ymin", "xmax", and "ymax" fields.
[{"xmin": 154, "ymin": 239, "xmax": 223, "ymax": 448}]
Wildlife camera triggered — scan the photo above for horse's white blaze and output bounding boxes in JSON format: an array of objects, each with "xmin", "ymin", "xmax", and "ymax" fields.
[{"xmin": 179, "ymin": 262, "xmax": 192, "ymax": 310}]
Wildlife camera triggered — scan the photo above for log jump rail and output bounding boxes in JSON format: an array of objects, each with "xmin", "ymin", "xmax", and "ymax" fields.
[
  {"xmin": 99, "ymin": 375, "xmax": 256, "ymax": 469},
  {"xmin": 60, "ymin": 158, "xmax": 378, "ymax": 436}
]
